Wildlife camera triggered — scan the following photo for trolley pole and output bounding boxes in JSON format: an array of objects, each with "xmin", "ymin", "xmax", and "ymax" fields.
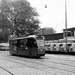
[{"xmin": 65, "ymin": 0, "xmax": 67, "ymax": 51}]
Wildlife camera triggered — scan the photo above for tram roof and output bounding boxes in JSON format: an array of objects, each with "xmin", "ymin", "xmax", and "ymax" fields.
[
  {"xmin": 9, "ymin": 35, "xmax": 44, "ymax": 40},
  {"xmin": 9, "ymin": 36, "xmax": 36, "ymax": 40}
]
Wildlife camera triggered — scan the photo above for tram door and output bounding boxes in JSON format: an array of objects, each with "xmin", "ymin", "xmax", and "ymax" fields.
[
  {"xmin": 9, "ymin": 40, "xmax": 17, "ymax": 55},
  {"xmin": 26, "ymin": 38, "xmax": 38, "ymax": 57},
  {"xmin": 26, "ymin": 38, "xmax": 33, "ymax": 56}
]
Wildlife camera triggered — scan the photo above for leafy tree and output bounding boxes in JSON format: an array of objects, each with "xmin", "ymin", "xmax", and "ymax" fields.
[
  {"xmin": 0, "ymin": 0, "xmax": 40, "ymax": 37},
  {"xmin": 0, "ymin": 12, "xmax": 11, "ymax": 42}
]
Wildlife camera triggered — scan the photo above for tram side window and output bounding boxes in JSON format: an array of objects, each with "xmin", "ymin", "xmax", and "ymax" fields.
[
  {"xmin": 10, "ymin": 40, "xmax": 17, "ymax": 46},
  {"xmin": 20, "ymin": 39, "xmax": 27, "ymax": 47},
  {"xmin": 26, "ymin": 38, "xmax": 37, "ymax": 48}
]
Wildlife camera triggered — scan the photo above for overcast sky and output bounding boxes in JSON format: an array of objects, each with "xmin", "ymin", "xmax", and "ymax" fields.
[{"xmin": 27, "ymin": 0, "xmax": 75, "ymax": 33}]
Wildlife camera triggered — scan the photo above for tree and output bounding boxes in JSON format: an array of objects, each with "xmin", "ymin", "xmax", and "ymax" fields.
[
  {"xmin": 0, "ymin": 11, "xmax": 12, "ymax": 42},
  {"xmin": 0, "ymin": 0, "xmax": 40, "ymax": 37}
]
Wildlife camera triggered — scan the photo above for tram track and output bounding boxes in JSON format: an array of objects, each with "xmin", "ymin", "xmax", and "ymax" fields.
[
  {"xmin": 45, "ymin": 54, "xmax": 75, "ymax": 67},
  {"xmin": 0, "ymin": 55, "xmax": 75, "ymax": 74},
  {"xmin": 10, "ymin": 55, "xmax": 75, "ymax": 70},
  {"xmin": 0, "ymin": 66, "xmax": 14, "ymax": 75},
  {"xmin": 44, "ymin": 56, "xmax": 75, "ymax": 67}
]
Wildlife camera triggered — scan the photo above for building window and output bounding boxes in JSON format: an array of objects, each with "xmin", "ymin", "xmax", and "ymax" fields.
[
  {"xmin": 72, "ymin": 31, "xmax": 74, "ymax": 36},
  {"xmin": 65, "ymin": 31, "xmax": 72, "ymax": 37}
]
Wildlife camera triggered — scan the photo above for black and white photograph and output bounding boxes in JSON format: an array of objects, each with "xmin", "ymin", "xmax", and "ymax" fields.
[{"xmin": 0, "ymin": 0, "xmax": 75, "ymax": 75}]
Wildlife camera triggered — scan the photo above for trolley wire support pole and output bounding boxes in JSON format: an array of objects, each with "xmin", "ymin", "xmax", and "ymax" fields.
[
  {"xmin": 65, "ymin": 0, "xmax": 67, "ymax": 51},
  {"xmin": 42, "ymin": 28, "xmax": 45, "ymax": 46}
]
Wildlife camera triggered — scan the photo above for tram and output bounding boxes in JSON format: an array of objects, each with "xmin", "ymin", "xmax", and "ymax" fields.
[{"xmin": 9, "ymin": 35, "xmax": 45, "ymax": 57}]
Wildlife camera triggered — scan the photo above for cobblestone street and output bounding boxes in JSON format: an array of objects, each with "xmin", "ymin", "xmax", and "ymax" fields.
[{"xmin": 0, "ymin": 51, "xmax": 75, "ymax": 75}]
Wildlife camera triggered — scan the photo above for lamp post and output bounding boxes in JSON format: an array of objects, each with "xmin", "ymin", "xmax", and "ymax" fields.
[{"xmin": 65, "ymin": 0, "xmax": 67, "ymax": 51}]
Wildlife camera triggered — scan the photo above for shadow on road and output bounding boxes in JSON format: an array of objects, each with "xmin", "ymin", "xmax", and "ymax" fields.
[
  {"xmin": 11, "ymin": 54, "xmax": 44, "ymax": 59},
  {"xmin": 45, "ymin": 51, "xmax": 75, "ymax": 56}
]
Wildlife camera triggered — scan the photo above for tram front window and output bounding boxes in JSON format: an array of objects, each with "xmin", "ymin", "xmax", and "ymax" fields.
[{"xmin": 26, "ymin": 38, "xmax": 37, "ymax": 48}]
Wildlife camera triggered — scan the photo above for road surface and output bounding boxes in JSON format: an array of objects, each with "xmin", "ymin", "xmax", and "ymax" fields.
[{"xmin": 0, "ymin": 51, "xmax": 75, "ymax": 75}]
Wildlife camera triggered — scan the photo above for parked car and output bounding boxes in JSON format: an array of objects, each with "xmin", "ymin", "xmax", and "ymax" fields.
[
  {"xmin": 59, "ymin": 43, "xmax": 66, "ymax": 52},
  {"xmin": 48, "ymin": 43, "xmax": 55, "ymax": 51},
  {"xmin": 0, "ymin": 43, "xmax": 9, "ymax": 51},
  {"xmin": 52, "ymin": 44, "xmax": 57, "ymax": 51},
  {"xmin": 53, "ymin": 43, "xmax": 61, "ymax": 52},
  {"xmin": 59, "ymin": 43, "xmax": 72, "ymax": 52},
  {"xmin": 45, "ymin": 45, "xmax": 48, "ymax": 51},
  {"xmin": 59, "ymin": 43, "xmax": 63, "ymax": 52},
  {"xmin": 69, "ymin": 43, "xmax": 75, "ymax": 53},
  {"xmin": 67, "ymin": 43, "xmax": 72, "ymax": 52}
]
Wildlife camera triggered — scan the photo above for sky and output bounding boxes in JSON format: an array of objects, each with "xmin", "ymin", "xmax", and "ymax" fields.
[{"xmin": 27, "ymin": 0, "xmax": 75, "ymax": 33}]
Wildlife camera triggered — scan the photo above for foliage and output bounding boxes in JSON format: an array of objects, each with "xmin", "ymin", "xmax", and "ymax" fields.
[{"xmin": 0, "ymin": 0, "xmax": 40, "ymax": 37}]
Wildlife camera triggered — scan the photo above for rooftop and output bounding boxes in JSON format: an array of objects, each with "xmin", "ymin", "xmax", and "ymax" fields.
[{"xmin": 63, "ymin": 27, "xmax": 75, "ymax": 31}]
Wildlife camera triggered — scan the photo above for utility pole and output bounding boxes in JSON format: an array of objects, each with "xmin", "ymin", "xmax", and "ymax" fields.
[{"xmin": 65, "ymin": 0, "xmax": 67, "ymax": 51}]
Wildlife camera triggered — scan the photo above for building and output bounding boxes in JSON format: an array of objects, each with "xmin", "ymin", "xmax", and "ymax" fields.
[
  {"xmin": 44, "ymin": 33, "xmax": 63, "ymax": 41},
  {"xmin": 36, "ymin": 27, "xmax": 56, "ymax": 35},
  {"xmin": 63, "ymin": 27, "xmax": 75, "ymax": 39},
  {"xmin": 43, "ymin": 27, "xmax": 75, "ymax": 44}
]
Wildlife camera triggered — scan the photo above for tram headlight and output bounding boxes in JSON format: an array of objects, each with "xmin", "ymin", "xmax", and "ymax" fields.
[{"xmin": 26, "ymin": 47, "xmax": 28, "ymax": 49}]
